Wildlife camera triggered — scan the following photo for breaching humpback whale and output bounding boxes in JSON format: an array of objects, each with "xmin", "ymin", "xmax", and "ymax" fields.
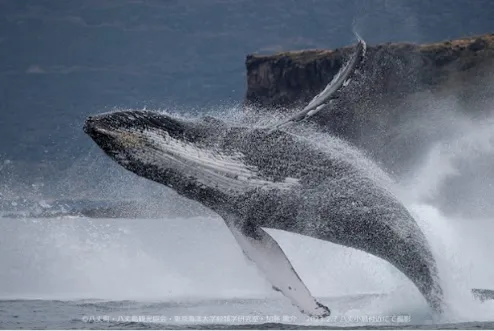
[{"xmin": 84, "ymin": 37, "xmax": 446, "ymax": 317}]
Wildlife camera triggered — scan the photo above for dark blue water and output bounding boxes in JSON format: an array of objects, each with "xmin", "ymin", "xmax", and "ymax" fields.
[{"xmin": 2, "ymin": 0, "xmax": 494, "ymax": 171}]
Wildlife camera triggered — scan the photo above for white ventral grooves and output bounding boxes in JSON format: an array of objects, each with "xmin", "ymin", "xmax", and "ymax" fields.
[{"xmin": 128, "ymin": 129, "xmax": 299, "ymax": 194}]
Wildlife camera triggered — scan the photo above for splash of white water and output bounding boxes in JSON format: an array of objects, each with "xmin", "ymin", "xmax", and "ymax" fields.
[{"xmin": 1, "ymin": 102, "xmax": 494, "ymax": 325}]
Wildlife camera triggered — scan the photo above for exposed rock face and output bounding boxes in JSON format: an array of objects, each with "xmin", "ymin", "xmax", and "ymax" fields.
[
  {"xmin": 245, "ymin": 34, "xmax": 494, "ymax": 175},
  {"xmin": 246, "ymin": 34, "xmax": 494, "ymax": 107},
  {"xmin": 245, "ymin": 34, "xmax": 494, "ymax": 217}
]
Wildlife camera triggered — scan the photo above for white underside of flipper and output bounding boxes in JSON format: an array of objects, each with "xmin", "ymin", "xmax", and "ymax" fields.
[
  {"xmin": 225, "ymin": 220, "xmax": 330, "ymax": 318},
  {"xmin": 272, "ymin": 34, "xmax": 366, "ymax": 130}
]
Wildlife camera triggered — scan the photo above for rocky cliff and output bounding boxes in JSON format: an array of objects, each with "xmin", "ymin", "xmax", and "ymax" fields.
[
  {"xmin": 245, "ymin": 34, "xmax": 494, "ymax": 174},
  {"xmin": 245, "ymin": 34, "xmax": 494, "ymax": 217}
]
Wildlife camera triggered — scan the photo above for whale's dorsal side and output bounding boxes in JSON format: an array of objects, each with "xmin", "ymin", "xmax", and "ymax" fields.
[{"xmin": 223, "ymin": 214, "xmax": 331, "ymax": 318}]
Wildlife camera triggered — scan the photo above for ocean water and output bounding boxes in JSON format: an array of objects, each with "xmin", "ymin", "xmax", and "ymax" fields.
[
  {"xmin": 2, "ymin": 1, "xmax": 494, "ymax": 328},
  {"xmin": 2, "ymin": 103, "xmax": 494, "ymax": 330},
  {"xmin": 2, "ymin": 141, "xmax": 494, "ymax": 329},
  {"xmin": 0, "ymin": 208, "xmax": 493, "ymax": 329}
]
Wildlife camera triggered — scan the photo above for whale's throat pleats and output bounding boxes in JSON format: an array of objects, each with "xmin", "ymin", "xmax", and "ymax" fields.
[{"xmin": 127, "ymin": 129, "xmax": 299, "ymax": 195}]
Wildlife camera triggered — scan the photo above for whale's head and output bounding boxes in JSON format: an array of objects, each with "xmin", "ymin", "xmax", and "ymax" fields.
[
  {"xmin": 84, "ymin": 110, "xmax": 215, "ymax": 161},
  {"xmin": 83, "ymin": 110, "xmax": 272, "ymax": 206}
]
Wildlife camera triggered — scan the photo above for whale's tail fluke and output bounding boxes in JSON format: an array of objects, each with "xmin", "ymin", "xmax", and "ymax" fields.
[{"xmin": 272, "ymin": 33, "xmax": 367, "ymax": 130}]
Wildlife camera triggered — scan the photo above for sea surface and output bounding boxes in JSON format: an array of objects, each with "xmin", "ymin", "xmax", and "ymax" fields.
[
  {"xmin": 0, "ymin": 210, "xmax": 493, "ymax": 329},
  {"xmin": 3, "ymin": 103, "xmax": 494, "ymax": 329},
  {"xmin": 1, "ymin": 297, "xmax": 493, "ymax": 329},
  {"xmin": 3, "ymin": 109, "xmax": 494, "ymax": 330}
]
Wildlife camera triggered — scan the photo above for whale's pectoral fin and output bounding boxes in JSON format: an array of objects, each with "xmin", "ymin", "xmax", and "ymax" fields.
[
  {"xmin": 271, "ymin": 33, "xmax": 366, "ymax": 130},
  {"xmin": 224, "ymin": 219, "xmax": 330, "ymax": 318}
]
